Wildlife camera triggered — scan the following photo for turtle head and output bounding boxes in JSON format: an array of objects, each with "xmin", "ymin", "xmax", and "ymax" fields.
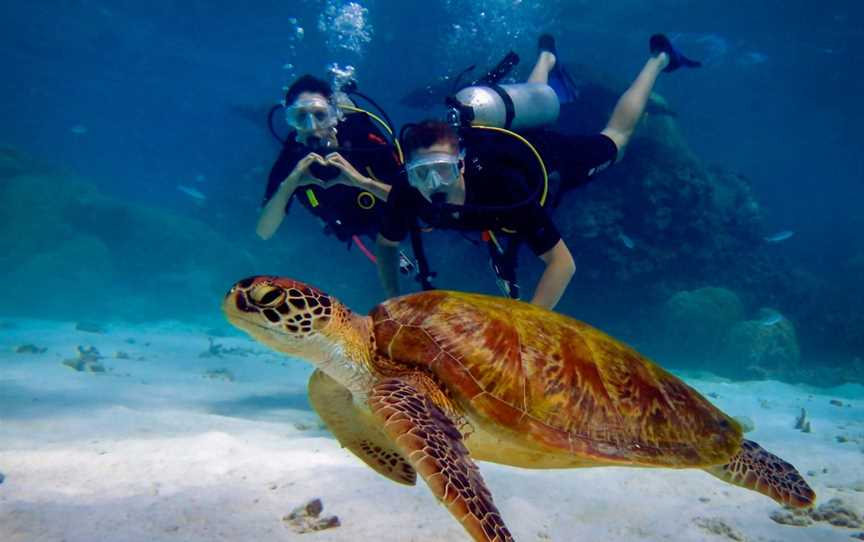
[{"xmin": 223, "ymin": 276, "xmax": 372, "ymax": 379}]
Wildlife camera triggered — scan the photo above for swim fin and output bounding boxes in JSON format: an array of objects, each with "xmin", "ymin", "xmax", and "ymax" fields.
[
  {"xmin": 538, "ymin": 34, "xmax": 579, "ymax": 104},
  {"xmin": 538, "ymin": 33, "xmax": 557, "ymax": 56},
  {"xmin": 650, "ymin": 33, "xmax": 702, "ymax": 72},
  {"xmin": 548, "ymin": 64, "xmax": 580, "ymax": 104},
  {"xmin": 473, "ymin": 51, "xmax": 520, "ymax": 86}
]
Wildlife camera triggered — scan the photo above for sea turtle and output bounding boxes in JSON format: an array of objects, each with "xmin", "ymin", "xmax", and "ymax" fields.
[{"xmin": 223, "ymin": 276, "xmax": 815, "ymax": 542}]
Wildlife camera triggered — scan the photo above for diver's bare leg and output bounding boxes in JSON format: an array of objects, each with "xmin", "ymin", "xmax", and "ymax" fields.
[
  {"xmin": 527, "ymin": 51, "xmax": 556, "ymax": 84},
  {"xmin": 601, "ymin": 53, "xmax": 670, "ymax": 159}
]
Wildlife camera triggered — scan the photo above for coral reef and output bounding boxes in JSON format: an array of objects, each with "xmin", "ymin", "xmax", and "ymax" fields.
[
  {"xmin": 0, "ymin": 146, "xmax": 43, "ymax": 180},
  {"xmin": 654, "ymin": 287, "xmax": 744, "ymax": 369},
  {"xmin": 0, "ymin": 151, "xmax": 256, "ymax": 324},
  {"xmin": 718, "ymin": 308, "xmax": 801, "ymax": 379}
]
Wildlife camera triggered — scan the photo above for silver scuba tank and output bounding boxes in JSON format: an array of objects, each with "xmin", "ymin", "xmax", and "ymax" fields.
[{"xmin": 452, "ymin": 83, "xmax": 559, "ymax": 131}]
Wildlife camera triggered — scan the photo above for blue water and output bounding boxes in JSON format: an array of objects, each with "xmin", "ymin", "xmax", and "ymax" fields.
[
  {"xmin": 1, "ymin": 3, "xmax": 864, "ymax": 540},
  {"xmin": 2, "ymin": 0, "xmax": 862, "ymax": 375}
]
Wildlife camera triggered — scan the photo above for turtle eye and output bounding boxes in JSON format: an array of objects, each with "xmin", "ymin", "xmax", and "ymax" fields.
[{"xmin": 250, "ymin": 285, "xmax": 285, "ymax": 307}]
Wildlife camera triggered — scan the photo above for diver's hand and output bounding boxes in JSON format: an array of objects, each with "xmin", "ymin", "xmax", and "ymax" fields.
[
  {"xmin": 325, "ymin": 152, "xmax": 368, "ymax": 188},
  {"xmin": 282, "ymin": 152, "xmax": 328, "ymax": 190}
]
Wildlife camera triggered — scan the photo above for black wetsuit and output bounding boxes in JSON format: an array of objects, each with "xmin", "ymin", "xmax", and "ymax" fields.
[
  {"xmin": 263, "ymin": 111, "xmax": 401, "ymax": 241},
  {"xmin": 380, "ymin": 128, "xmax": 618, "ymax": 255}
]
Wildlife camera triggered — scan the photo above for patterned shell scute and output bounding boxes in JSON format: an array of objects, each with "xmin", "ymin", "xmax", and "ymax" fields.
[{"xmin": 370, "ymin": 291, "xmax": 742, "ymax": 467}]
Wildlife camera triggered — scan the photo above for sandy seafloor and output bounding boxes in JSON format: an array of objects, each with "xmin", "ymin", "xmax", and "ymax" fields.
[{"xmin": 1, "ymin": 319, "xmax": 862, "ymax": 542}]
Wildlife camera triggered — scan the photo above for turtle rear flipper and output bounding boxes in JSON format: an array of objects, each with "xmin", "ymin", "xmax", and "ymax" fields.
[
  {"xmin": 308, "ymin": 370, "xmax": 416, "ymax": 485},
  {"xmin": 704, "ymin": 439, "xmax": 815, "ymax": 509},
  {"xmin": 369, "ymin": 378, "xmax": 514, "ymax": 542}
]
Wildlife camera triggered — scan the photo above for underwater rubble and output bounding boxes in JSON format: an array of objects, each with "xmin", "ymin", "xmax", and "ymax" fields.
[
  {"xmin": 62, "ymin": 345, "xmax": 106, "ymax": 373},
  {"xmin": 282, "ymin": 498, "xmax": 340, "ymax": 533},
  {"xmin": 770, "ymin": 498, "xmax": 863, "ymax": 529}
]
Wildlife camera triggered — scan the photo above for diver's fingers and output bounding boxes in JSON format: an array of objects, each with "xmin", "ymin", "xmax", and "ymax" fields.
[
  {"xmin": 327, "ymin": 158, "xmax": 348, "ymax": 171},
  {"xmin": 325, "ymin": 153, "xmax": 352, "ymax": 169},
  {"xmin": 300, "ymin": 152, "xmax": 327, "ymax": 166},
  {"xmin": 327, "ymin": 154, "xmax": 360, "ymax": 175}
]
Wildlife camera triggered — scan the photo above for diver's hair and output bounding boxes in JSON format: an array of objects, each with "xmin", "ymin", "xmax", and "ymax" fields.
[
  {"xmin": 401, "ymin": 120, "xmax": 460, "ymax": 158},
  {"xmin": 285, "ymin": 75, "xmax": 333, "ymax": 105}
]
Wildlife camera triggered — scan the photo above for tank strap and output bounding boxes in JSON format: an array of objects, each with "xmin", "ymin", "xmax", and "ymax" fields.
[{"xmin": 487, "ymin": 84, "xmax": 516, "ymax": 129}]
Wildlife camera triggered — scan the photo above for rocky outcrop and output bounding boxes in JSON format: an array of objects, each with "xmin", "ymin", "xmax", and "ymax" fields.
[
  {"xmin": 718, "ymin": 308, "xmax": 801, "ymax": 379},
  {"xmin": 654, "ymin": 287, "xmax": 744, "ymax": 369},
  {"xmin": 0, "ymin": 153, "xmax": 256, "ymax": 323}
]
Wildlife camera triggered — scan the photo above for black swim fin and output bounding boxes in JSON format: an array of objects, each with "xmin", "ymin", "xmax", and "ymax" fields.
[
  {"xmin": 650, "ymin": 33, "xmax": 702, "ymax": 72},
  {"xmin": 538, "ymin": 33, "xmax": 557, "ymax": 56},
  {"xmin": 473, "ymin": 51, "xmax": 520, "ymax": 86},
  {"xmin": 548, "ymin": 64, "xmax": 580, "ymax": 104},
  {"xmin": 538, "ymin": 34, "xmax": 579, "ymax": 104}
]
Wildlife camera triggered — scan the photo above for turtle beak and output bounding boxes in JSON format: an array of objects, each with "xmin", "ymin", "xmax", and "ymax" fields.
[{"xmin": 223, "ymin": 277, "xmax": 260, "ymax": 323}]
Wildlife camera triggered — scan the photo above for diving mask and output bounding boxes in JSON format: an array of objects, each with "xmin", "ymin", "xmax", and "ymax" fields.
[
  {"xmin": 285, "ymin": 98, "xmax": 340, "ymax": 132},
  {"xmin": 406, "ymin": 153, "xmax": 463, "ymax": 192}
]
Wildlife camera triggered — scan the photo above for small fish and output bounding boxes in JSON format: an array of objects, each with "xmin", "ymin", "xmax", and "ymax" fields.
[
  {"xmin": 70, "ymin": 125, "xmax": 88, "ymax": 135},
  {"xmin": 764, "ymin": 230, "xmax": 794, "ymax": 243},
  {"xmin": 760, "ymin": 311, "xmax": 783, "ymax": 326},
  {"xmin": 195, "ymin": 174, "xmax": 206, "ymax": 183},
  {"xmin": 618, "ymin": 232, "xmax": 634, "ymax": 249},
  {"xmin": 177, "ymin": 185, "xmax": 206, "ymax": 201}
]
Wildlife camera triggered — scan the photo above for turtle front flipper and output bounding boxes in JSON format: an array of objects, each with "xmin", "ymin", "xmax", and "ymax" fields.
[
  {"xmin": 369, "ymin": 378, "xmax": 514, "ymax": 542},
  {"xmin": 308, "ymin": 370, "xmax": 416, "ymax": 485},
  {"xmin": 704, "ymin": 439, "xmax": 815, "ymax": 509}
]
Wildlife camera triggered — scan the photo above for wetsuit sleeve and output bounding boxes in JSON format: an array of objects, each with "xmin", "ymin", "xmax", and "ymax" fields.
[
  {"xmin": 517, "ymin": 204, "xmax": 562, "ymax": 256},
  {"xmin": 378, "ymin": 177, "xmax": 414, "ymax": 243}
]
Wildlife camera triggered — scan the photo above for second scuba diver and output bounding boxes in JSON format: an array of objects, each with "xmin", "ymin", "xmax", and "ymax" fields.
[
  {"xmin": 376, "ymin": 34, "xmax": 701, "ymax": 310},
  {"xmin": 257, "ymin": 75, "xmax": 402, "ymax": 257}
]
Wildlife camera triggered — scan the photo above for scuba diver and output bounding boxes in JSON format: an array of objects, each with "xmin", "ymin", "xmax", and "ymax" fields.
[
  {"xmin": 376, "ymin": 34, "xmax": 701, "ymax": 310},
  {"xmin": 257, "ymin": 74, "xmax": 403, "ymax": 264}
]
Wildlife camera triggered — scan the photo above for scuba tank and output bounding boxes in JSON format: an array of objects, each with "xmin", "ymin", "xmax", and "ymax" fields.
[{"xmin": 449, "ymin": 83, "xmax": 559, "ymax": 131}]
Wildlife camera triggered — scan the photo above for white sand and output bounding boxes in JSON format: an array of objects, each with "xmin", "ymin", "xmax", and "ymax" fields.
[{"xmin": 1, "ymin": 319, "xmax": 862, "ymax": 542}]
